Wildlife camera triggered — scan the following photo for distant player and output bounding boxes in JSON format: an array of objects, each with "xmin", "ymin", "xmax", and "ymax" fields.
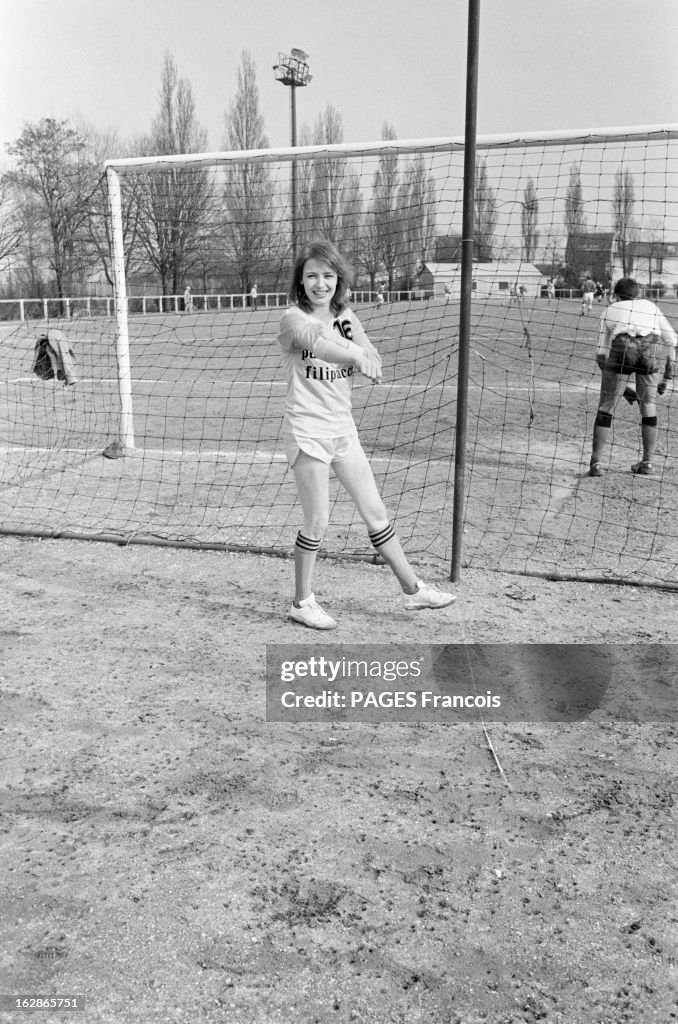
[
  {"xmin": 588, "ymin": 277, "xmax": 677, "ymax": 478},
  {"xmin": 183, "ymin": 286, "xmax": 194, "ymax": 313},
  {"xmin": 375, "ymin": 283, "xmax": 385, "ymax": 307},
  {"xmin": 250, "ymin": 283, "xmax": 258, "ymax": 312},
  {"xmin": 546, "ymin": 279, "xmax": 556, "ymax": 303},
  {"xmin": 581, "ymin": 277, "xmax": 596, "ymax": 315},
  {"xmin": 278, "ymin": 239, "xmax": 456, "ymax": 629}
]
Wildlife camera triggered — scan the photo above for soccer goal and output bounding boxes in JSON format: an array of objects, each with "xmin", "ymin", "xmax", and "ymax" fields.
[{"xmin": 1, "ymin": 125, "xmax": 677, "ymax": 587}]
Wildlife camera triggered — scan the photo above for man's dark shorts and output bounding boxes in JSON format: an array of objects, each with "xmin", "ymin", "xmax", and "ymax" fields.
[
  {"xmin": 605, "ymin": 332, "xmax": 662, "ymax": 375},
  {"xmin": 599, "ymin": 332, "xmax": 667, "ymax": 414}
]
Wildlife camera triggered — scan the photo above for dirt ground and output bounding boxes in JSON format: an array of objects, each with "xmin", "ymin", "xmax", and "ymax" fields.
[{"xmin": 1, "ymin": 535, "xmax": 677, "ymax": 1024}]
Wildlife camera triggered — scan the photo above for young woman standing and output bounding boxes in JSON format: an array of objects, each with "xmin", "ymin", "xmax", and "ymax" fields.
[{"xmin": 279, "ymin": 239, "xmax": 456, "ymax": 629}]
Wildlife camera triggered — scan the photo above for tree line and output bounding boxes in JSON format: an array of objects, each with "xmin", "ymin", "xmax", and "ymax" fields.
[
  {"xmin": 0, "ymin": 50, "xmax": 643, "ymax": 300},
  {"xmin": 0, "ymin": 51, "xmax": 438, "ymax": 300}
]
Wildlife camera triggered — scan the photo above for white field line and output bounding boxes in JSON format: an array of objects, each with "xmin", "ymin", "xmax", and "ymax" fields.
[
  {"xmin": 0, "ymin": 377, "xmax": 594, "ymax": 392},
  {"xmin": 0, "ymin": 446, "xmax": 429, "ymax": 464},
  {"xmin": 0, "ymin": 446, "xmax": 286, "ymax": 458},
  {"xmin": 0, "ymin": 447, "xmax": 102, "ymax": 454}
]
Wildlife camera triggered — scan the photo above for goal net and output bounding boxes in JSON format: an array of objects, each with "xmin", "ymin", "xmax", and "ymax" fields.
[{"xmin": 1, "ymin": 125, "xmax": 677, "ymax": 587}]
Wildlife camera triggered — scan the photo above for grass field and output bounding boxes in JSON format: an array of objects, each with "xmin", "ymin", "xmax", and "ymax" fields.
[{"xmin": 1, "ymin": 297, "xmax": 678, "ymax": 586}]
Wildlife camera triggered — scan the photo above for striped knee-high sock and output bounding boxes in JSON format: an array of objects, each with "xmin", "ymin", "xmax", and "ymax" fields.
[
  {"xmin": 368, "ymin": 523, "xmax": 418, "ymax": 594},
  {"xmin": 294, "ymin": 531, "xmax": 321, "ymax": 604}
]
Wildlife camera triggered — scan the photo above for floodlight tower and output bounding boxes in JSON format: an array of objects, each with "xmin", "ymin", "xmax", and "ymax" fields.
[{"xmin": 273, "ymin": 48, "xmax": 312, "ymax": 258}]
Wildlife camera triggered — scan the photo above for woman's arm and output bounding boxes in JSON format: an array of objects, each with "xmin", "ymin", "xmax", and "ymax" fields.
[
  {"xmin": 280, "ymin": 308, "xmax": 381, "ymax": 379},
  {"xmin": 346, "ymin": 311, "xmax": 382, "ymax": 363}
]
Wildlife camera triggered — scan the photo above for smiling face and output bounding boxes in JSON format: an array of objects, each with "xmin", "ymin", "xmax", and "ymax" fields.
[{"xmin": 301, "ymin": 258, "xmax": 338, "ymax": 315}]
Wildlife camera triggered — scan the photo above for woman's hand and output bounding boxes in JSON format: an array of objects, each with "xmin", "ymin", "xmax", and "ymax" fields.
[{"xmin": 357, "ymin": 353, "xmax": 383, "ymax": 383}]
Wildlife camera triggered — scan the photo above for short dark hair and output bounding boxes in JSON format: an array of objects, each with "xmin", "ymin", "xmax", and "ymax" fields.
[
  {"xmin": 288, "ymin": 239, "xmax": 354, "ymax": 316},
  {"xmin": 614, "ymin": 277, "xmax": 639, "ymax": 301}
]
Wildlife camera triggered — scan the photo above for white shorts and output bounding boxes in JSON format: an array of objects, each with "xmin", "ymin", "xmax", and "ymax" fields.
[{"xmin": 283, "ymin": 430, "xmax": 361, "ymax": 468}]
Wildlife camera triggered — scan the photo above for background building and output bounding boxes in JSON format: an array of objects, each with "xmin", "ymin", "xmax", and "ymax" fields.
[{"xmin": 418, "ymin": 261, "xmax": 546, "ymax": 299}]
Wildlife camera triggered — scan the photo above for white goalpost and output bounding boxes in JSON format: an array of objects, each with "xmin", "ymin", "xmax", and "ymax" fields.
[{"xmin": 106, "ymin": 165, "xmax": 135, "ymax": 451}]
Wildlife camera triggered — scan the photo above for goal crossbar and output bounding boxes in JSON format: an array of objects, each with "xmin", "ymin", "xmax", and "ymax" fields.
[{"xmin": 104, "ymin": 125, "xmax": 678, "ymax": 174}]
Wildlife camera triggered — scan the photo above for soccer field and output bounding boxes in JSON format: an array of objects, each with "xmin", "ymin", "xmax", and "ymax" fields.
[{"xmin": 1, "ymin": 297, "xmax": 678, "ymax": 587}]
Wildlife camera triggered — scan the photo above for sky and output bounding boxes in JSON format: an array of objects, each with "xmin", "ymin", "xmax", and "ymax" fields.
[{"xmin": 1, "ymin": 0, "xmax": 677, "ymax": 164}]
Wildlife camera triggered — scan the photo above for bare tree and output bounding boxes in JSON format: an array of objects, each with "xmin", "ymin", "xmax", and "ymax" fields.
[
  {"xmin": 293, "ymin": 123, "xmax": 315, "ymax": 248},
  {"xmin": 354, "ymin": 213, "xmax": 382, "ymax": 291},
  {"xmin": 612, "ymin": 167, "xmax": 637, "ymax": 277},
  {"xmin": 336, "ymin": 171, "xmax": 363, "ymax": 267},
  {"xmin": 288, "ymin": 109, "xmax": 363, "ymax": 271},
  {"xmin": 398, "ymin": 155, "xmax": 437, "ymax": 287},
  {"xmin": 152, "ymin": 53, "xmax": 208, "ymax": 155},
  {"xmin": 222, "ymin": 50, "xmax": 278, "ymax": 292},
  {"xmin": 0, "ymin": 176, "xmax": 21, "ymax": 272},
  {"xmin": 645, "ymin": 218, "xmax": 665, "ymax": 292},
  {"xmin": 4, "ymin": 194, "xmax": 46, "ymax": 295},
  {"xmin": 135, "ymin": 53, "xmax": 211, "ymax": 298},
  {"xmin": 521, "ymin": 177, "xmax": 539, "ymax": 262},
  {"xmin": 541, "ymin": 231, "xmax": 563, "ymax": 281},
  {"xmin": 564, "ymin": 163, "xmax": 586, "ymax": 284},
  {"xmin": 371, "ymin": 123, "xmax": 402, "ymax": 289},
  {"xmin": 474, "ymin": 159, "xmax": 497, "ymax": 261},
  {"xmin": 224, "ymin": 50, "xmax": 268, "ymax": 152},
  {"xmin": 85, "ymin": 127, "xmax": 144, "ymax": 290},
  {"xmin": 6, "ymin": 118, "xmax": 99, "ymax": 300},
  {"xmin": 306, "ymin": 105, "xmax": 348, "ymax": 245}
]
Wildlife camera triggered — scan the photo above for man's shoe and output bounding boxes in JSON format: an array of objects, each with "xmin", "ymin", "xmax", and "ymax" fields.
[
  {"xmin": 289, "ymin": 593, "xmax": 337, "ymax": 630},
  {"xmin": 588, "ymin": 461, "xmax": 604, "ymax": 477},
  {"xmin": 631, "ymin": 461, "xmax": 654, "ymax": 476},
  {"xmin": 404, "ymin": 581, "xmax": 457, "ymax": 610}
]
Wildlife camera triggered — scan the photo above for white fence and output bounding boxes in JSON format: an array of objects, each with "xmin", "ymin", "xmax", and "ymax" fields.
[
  {"xmin": 0, "ymin": 289, "xmax": 441, "ymax": 322},
  {"xmin": 0, "ymin": 292, "xmax": 288, "ymax": 321},
  {"xmin": 3, "ymin": 286, "xmax": 639, "ymax": 322}
]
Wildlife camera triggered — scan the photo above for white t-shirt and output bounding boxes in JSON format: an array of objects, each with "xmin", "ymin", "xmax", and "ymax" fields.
[
  {"xmin": 597, "ymin": 298, "xmax": 678, "ymax": 359},
  {"xmin": 278, "ymin": 305, "xmax": 372, "ymax": 437}
]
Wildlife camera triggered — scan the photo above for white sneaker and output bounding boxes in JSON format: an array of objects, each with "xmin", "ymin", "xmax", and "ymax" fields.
[
  {"xmin": 403, "ymin": 580, "xmax": 457, "ymax": 610},
  {"xmin": 289, "ymin": 593, "xmax": 337, "ymax": 630}
]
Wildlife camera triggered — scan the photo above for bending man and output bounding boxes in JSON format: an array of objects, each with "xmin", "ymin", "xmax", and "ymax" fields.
[{"xmin": 589, "ymin": 278, "xmax": 677, "ymax": 477}]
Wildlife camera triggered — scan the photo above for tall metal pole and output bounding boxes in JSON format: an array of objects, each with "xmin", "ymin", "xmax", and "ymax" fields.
[
  {"xmin": 273, "ymin": 51, "xmax": 311, "ymax": 262},
  {"xmin": 290, "ymin": 83, "xmax": 298, "ymax": 260},
  {"xmin": 451, "ymin": 0, "xmax": 480, "ymax": 582}
]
